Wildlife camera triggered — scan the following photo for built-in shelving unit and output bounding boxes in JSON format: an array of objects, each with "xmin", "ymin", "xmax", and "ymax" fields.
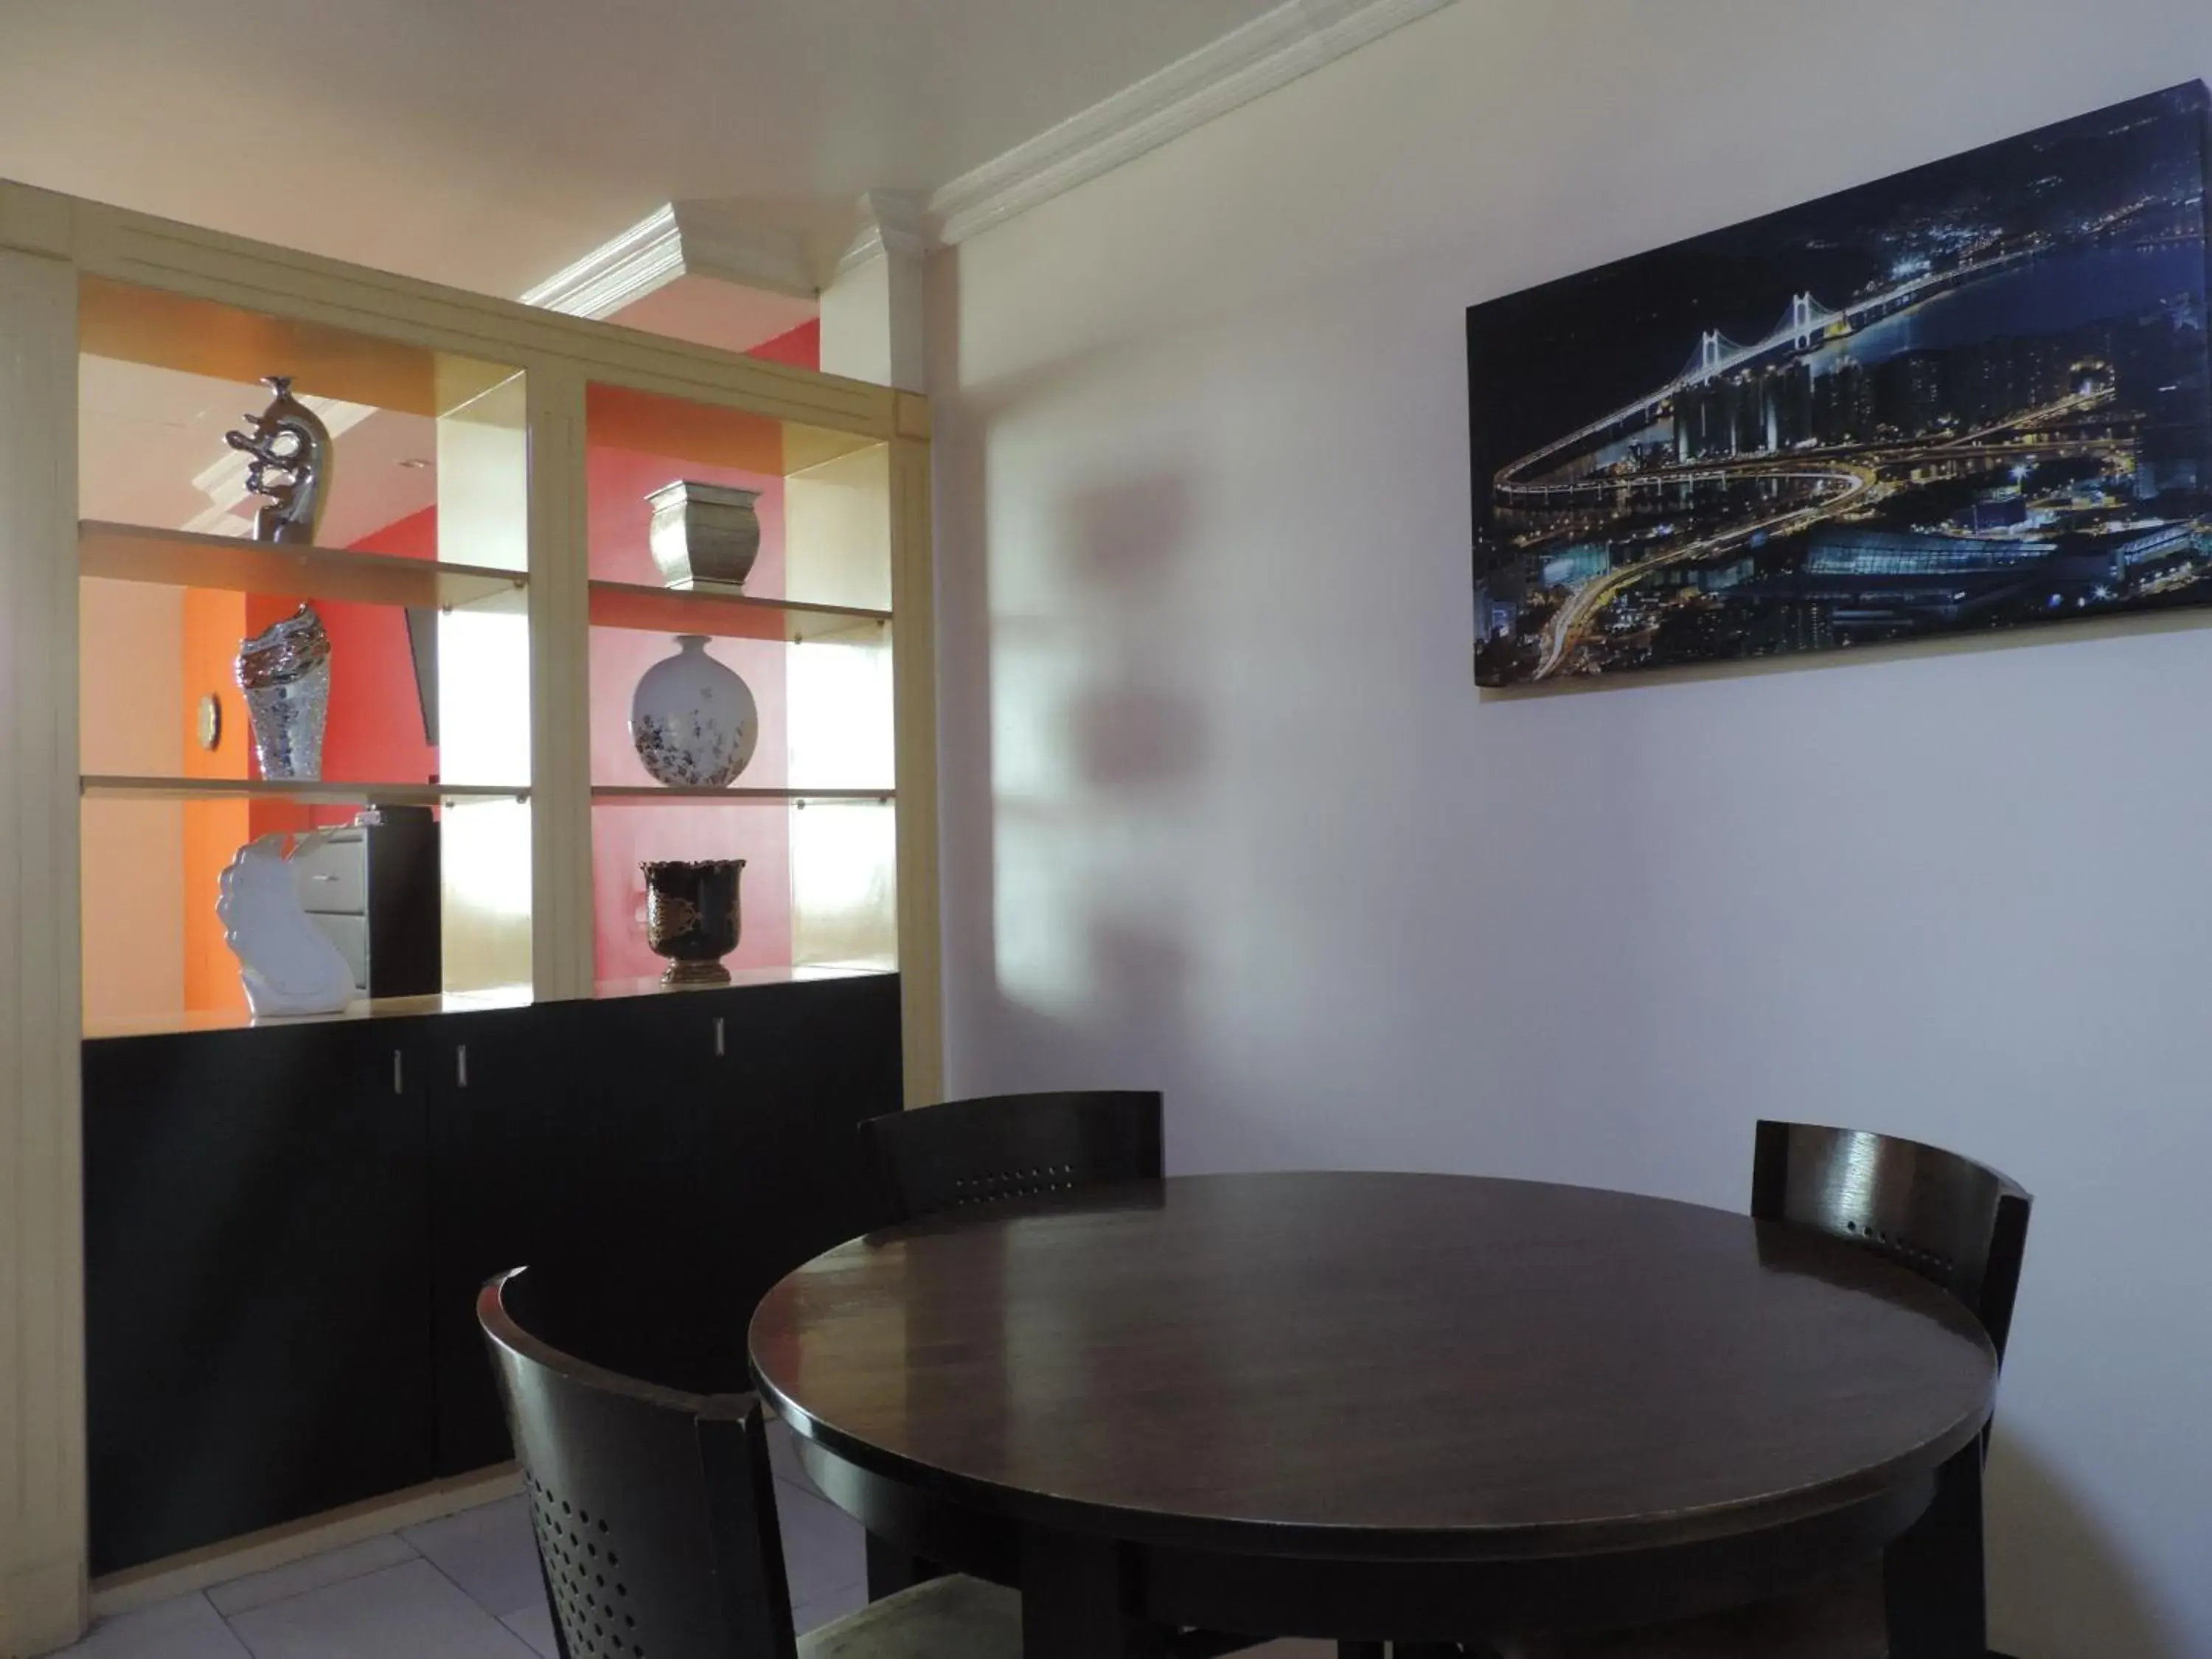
[
  {"xmin": 18, "ymin": 181, "xmax": 935, "ymax": 1073},
  {"xmin": 0, "ymin": 175, "xmax": 939, "ymax": 1642}
]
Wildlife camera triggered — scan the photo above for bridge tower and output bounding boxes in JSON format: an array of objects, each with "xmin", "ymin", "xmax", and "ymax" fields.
[
  {"xmin": 1697, "ymin": 329, "xmax": 1727, "ymax": 383},
  {"xmin": 1789, "ymin": 292, "xmax": 1818, "ymax": 351}
]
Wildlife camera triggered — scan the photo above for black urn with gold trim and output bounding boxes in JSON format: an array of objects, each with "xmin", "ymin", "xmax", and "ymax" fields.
[{"xmin": 641, "ymin": 858, "xmax": 744, "ymax": 986}]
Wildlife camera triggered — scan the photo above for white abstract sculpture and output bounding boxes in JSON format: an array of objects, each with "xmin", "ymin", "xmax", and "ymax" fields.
[{"xmin": 217, "ymin": 832, "xmax": 358, "ymax": 1018}]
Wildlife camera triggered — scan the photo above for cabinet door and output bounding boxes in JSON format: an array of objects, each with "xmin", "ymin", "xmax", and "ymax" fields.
[
  {"xmin": 425, "ymin": 999, "xmax": 717, "ymax": 1475},
  {"xmin": 81, "ymin": 1020, "xmax": 435, "ymax": 1574},
  {"xmin": 689, "ymin": 975, "xmax": 905, "ymax": 1381},
  {"xmin": 423, "ymin": 978, "xmax": 904, "ymax": 1476}
]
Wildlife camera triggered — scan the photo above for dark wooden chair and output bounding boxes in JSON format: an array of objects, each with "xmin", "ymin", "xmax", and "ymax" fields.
[
  {"xmin": 857, "ymin": 1093, "xmax": 1273, "ymax": 1659},
  {"xmin": 859, "ymin": 1090, "xmax": 1164, "ymax": 1226},
  {"xmin": 1523, "ymin": 1121, "xmax": 2031, "ymax": 1659},
  {"xmin": 478, "ymin": 1265, "xmax": 1023, "ymax": 1659}
]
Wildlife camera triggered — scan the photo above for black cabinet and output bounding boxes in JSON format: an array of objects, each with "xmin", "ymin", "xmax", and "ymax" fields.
[
  {"xmin": 291, "ymin": 806, "xmax": 442, "ymax": 998},
  {"xmin": 82, "ymin": 1020, "xmax": 435, "ymax": 1576},
  {"xmin": 81, "ymin": 974, "xmax": 902, "ymax": 1574},
  {"xmin": 423, "ymin": 995, "xmax": 718, "ymax": 1475},
  {"xmin": 425, "ymin": 975, "xmax": 902, "ymax": 1475}
]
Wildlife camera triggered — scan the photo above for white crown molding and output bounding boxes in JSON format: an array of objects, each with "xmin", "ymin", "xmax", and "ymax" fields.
[
  {"xmin": 927, "ymin": 0, "xmax": 1456, "ymax": 246},
  {"xmin": 671, "ymin": 202, "xmax": 821, "ymax": 299},
  {"xmin": 521, "ymin": 201, "xmax": 818, "ymax": 319},
  {"xmin": 518, "ymin": 0, "xmax": 1451, "ymax": 302},
  {"xmin": 836, "ymin": 190, "xmax": 930, "ymax": 277},
  {"xmin": 519, "ymin": 205, "xmax": 687, "ymax": 316}
]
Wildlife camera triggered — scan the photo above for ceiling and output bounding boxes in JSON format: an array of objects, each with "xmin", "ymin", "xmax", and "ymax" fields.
[{"xmin": 0, "ymin": 0, "xmax": 1279, "ymax": 301}]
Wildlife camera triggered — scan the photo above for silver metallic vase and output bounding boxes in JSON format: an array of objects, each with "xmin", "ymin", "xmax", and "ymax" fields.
[
  {"xmin": 646, "ymin": 481, "xmax": 762, "ymax": 591},
  {"xmin": 237, "ymin": 604, "xmax": 333, "ymax": 781}
]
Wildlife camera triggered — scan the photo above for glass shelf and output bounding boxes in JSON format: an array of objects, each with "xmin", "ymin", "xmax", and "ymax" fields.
[
  {"xmin": 80, "ymin": 521, "xmax": 527, "ymax": 611},
  {"xmin": 586, "ymin": 578, "xmax": 886, "ymax": 642},
  {"xmin": 589, "ymin": 785, "xmax": 891, "ymax": 804},
  {"xmin": 80, "ymin": 775, "xmax": 529, "ymax": 806}
]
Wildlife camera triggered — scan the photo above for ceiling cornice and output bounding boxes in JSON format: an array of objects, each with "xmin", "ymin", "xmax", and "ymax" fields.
[
  {"xmin": 926, "ymin": 0, "xmax": 1456, "ymax": 246},
  {"xmin": 521, "ymin": 201, "xmax": 818, "ymax": 318},
  {"xmin": 836, "ymin": 190, "xmax": 930, "ymax": 276},
  {"xmin": 517, "ymin": 0, "xmax": 1455, "ymax": 303}
]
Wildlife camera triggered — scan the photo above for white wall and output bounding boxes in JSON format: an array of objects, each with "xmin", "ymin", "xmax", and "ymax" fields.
[{"xmin": 928, "ymin": 2, "xmax": 2212, "ymax": 1655}]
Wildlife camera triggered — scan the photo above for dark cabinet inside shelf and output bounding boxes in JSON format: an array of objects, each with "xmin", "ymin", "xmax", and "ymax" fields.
[
  {"xmin": 82, "ymin": 973, "xmax": 903, "ymax": 1573},
  {"xmin": 82, "ymin": 1020, "xmax": 436, "ymax": 1576}
]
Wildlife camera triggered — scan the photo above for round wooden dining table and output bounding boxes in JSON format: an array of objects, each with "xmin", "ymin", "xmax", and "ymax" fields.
[{"xmin": 748, "ymin": 1172, "xmax": 1996, "ymax": 1658}]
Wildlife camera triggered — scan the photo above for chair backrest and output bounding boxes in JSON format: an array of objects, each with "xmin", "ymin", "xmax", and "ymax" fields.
[
  {"xmin": 861, "ymin": 1090, "xmax": 1165, "ymax": 1225},
  {"xmin": 1751, "ymin": 1120, "xmax": 2032, "ymax": 1363},
  {"xmin": 479, "ymin": 1267, "xmax": 797, "ymax": 1659}
]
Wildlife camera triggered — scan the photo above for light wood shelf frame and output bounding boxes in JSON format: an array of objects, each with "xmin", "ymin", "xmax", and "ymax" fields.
[{"xmin": 1, "ymin": 174, "xmax": 943, "ymax": 1653}]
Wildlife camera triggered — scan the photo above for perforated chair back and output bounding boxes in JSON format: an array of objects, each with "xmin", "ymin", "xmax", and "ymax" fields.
[
  {"xmin": 861, "ymin": 1091, "xmax": 1164, "ymax": 1225},
  {"xmin": 479, "ymin": 1267, "xmax": 796, "ymax": 1659},
  {"xmin": 1751, "ymin": 1120, "xmax": 2032, "ymax": 1363}
]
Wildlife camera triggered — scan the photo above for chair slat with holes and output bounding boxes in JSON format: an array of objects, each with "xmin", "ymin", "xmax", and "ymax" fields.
[
  {"xmin": 479, "ymin": 1266, "xmax": 1023, "ymax": 1659},
  {"xmin": 859, "ymin": 1091, "xmax": 1164, "ymax": 1227}
]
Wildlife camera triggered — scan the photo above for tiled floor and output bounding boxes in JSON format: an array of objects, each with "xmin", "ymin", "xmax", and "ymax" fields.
[{"xmin": 58, "ymin": 1422, "xmax": 867, "ymax": 1658}]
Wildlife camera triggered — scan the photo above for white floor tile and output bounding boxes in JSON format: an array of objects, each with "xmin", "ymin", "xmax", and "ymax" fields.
[
  {"xmin": 498, "ymin": 1599, "xmax": 560, "ymax": 1659},
  {"xmin": 765, "ymin": 1418, "xmax": 824, "ymax": 1497},
  {"xmin": 775, "ymin": 1485, "xmax": 866, "ymax": 1607},
  {"xmin": 55, "ymin": 1595, "xmax": 250, "ymax": 1659},
  {"xmin": 207, "ymin": 1534, "xmax": 421, "ymax": 1616},
  {"xmin": 226, "ymin": 1559, "xmax": 536, "ymax": 1659},
  {"xmin": 790, "ymin": 1580, "xmax": 866, "ymax": 1635},
  {"xmin": 401, "ymin": 1495, "xmax": 546, "ymax": 1619}
]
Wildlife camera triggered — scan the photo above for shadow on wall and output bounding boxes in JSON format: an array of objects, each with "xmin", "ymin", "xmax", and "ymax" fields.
[
  {"xmin": 1063, "ymin": 476, "xmax": 1207, "ymax": 789},
  {"xmin": 1988, "ymin": 1435, "xmax": 2174, "ymax": 1659},
  {"xmin": 931, "ymin": 245, "xmax": 1222, "ymax": 1114}
]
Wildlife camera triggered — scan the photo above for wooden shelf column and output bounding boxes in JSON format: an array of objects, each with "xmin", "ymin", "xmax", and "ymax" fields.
[{"xmin": 0, "ymin": 241, "xmax": 89, "ymax": 1658}]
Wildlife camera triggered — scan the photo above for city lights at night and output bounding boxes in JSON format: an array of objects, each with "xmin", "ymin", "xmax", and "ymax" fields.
[{"xmin": 1469, "ymin": 83, "xmax": 2212, "ymax": 686}]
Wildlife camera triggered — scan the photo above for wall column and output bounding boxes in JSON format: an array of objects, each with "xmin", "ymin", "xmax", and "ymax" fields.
[
  {"xmin": 821, "ymin": 192, "xmax": 939, "ymax": 1101},
  {"xmin": 819, "ymin": 192, "xmax": 928, "ymax": 394},
  {"xmin": 0, "ymin": 245, "xmax": 90, "ymax": 1655}
]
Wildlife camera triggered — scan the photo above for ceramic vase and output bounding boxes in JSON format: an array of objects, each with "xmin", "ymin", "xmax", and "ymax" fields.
[
  {"xmin": 630, "ymin": 635, "xmax": 758, "ymax": 787},
  {"xmin": 217, "ymin": 832, "xmax": 357, "ymax": 1017},
  {"xmin": 641, "ymin": 858, "xmax": 745, "ymax": 986},
  {"xmin": 647, "ymin": 481, "xmax": 761, "ymax": 591}
]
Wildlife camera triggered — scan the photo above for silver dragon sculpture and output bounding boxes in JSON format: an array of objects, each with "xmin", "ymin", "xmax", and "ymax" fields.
[{"xmin": 225, "ymin": 375, "xmax": 335, "ymax": 545}]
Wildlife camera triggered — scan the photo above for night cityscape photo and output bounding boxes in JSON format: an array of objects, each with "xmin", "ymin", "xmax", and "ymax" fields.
[{"xmin": 1469, "ymin": 82, "xmax": 2212, "ymax": 687}]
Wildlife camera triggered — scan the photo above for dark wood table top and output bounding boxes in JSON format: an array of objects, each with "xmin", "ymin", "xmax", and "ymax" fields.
[{"xmin": 748, "ymin": 1172, "xmax": 1996, "ymax": 1560}]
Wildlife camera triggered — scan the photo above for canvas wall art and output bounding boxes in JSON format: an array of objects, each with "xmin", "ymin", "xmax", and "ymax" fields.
[{"xmin": 1469, "ymin": 82, "xmax": 2212, "ymax": 687}]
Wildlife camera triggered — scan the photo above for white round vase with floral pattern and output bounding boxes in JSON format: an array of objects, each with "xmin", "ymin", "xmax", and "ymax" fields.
[{"xmin": 629, "ymin": 634, "xmax": 758, "ymax": 787}]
